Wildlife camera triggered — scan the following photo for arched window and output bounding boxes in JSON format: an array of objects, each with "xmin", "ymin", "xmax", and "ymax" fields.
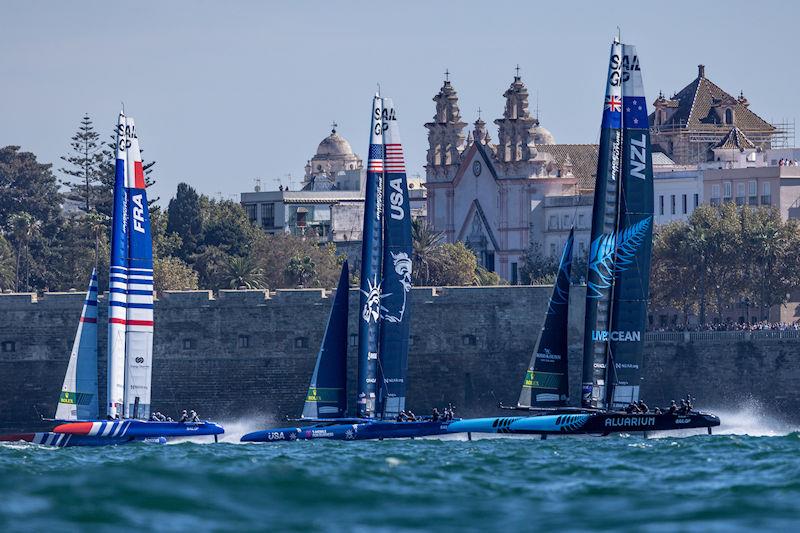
[{"xmin": 725, "ymin": 108, "xmax": 734, "ymax": 125}]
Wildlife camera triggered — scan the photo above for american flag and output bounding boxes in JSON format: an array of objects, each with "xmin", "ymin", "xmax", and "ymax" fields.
[
  {"xmin": 384, "ymin": 143, "xmax": 405, "ymax": 173},
  {"xmin": 368, "ymin": 144, "xmax": 384, "ymax": 172}
]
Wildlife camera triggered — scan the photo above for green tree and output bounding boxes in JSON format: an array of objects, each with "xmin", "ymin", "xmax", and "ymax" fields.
[
  {"xmin": 0, "ymin": 146, "xmax": 62, "ymax": 232},
  {"xmin": 153, "ymin": 256, "xmax": 199, "ymax": 293},
  {"xmin": 286, "ymin": 254, "xmax": 317, "ymax": 287},
  {"xmin": 225, "ymin": 255, "xmax": 264, "ymax": 289},
  {"xmin": 251, "ymin": 233, "xmax": 341, "ymax": 289},
  {"xmin": 167, "ymin": 183, "xmax": 203, "ymax": 260},
  {"xmin": 0, "ymin": 234, "xmax": 15, "ymax": 291},
  {"xmin": 60, "ymin": 114, "xmax": 104, "ymax": 213},
  {"xmin": 7, "ymin": 212, "xmax": 41, "ymax": 291},
  {"xmin": 96, "ymin": 132, "xmax": 157, "ymax": 218},
  {"xmin": 198, "ymin": 197, "xmax": 257, "ymax": 257},
  {"xmin": 651, "ymin": 222, "xmax": 699, "ymax": 326},
  {"xmin": 475, "ymin": 265, "xmax": 504, "ymax": 286},
  {"xmin": 411, "ymin": 219, "xmax": 443, "ymax": 286},
  {"xmin": 519, "ymin": 242, "xmax": 557, "ymax": 284},
  {"xmin": 428, "ymin": 242, "xmax": 478, "ymax": 286}
]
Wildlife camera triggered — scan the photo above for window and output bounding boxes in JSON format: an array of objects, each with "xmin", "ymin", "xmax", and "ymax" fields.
[
  {"xmin": 682, "ymin": 194, "xmax": 687, "ymax": 214},
  {"xmin": 1, "ymin": 341, "xmax": 15, "ymax": 353},
  {"xmin": 484, "ymin": 252, "xmax": 495, "ymax": 272},
  {"xmin": 349, "ymin": 333, "xmax": 358, "ymax": 347},
  {"xmin": 511, "ymin": 262, "xmax": 519, "ymax": 285},
  {"xmin": 670, "ymin": 195, "xmax": 676, "ymax": 215},
  {"xmin": 244, "ymin": 203, "xmax": 257, "ymax": 222},
  {"xmin": 694, "ymin": 193, "xmax": 699, "ymax": 208},
  {"xmin": 182, "ymin": 339, "xmax": 196, "ymax": 350},
  {"xmin": 578, "ymin": 214, "xmax": 585, "ymax": 228},
  {"xmin": 550, "ymin": 243, "xmax": 556, "ymax": 257},
  {"xmin": 562, "ymin": 214, "xmax": 570, "ymax": 228},
  {"xmin": 725, "ymin": 108, "xmax": 733, "ymax": 125},
  {"xmin": 748, "ymin": 180, "xmax": 757, "ymax": 196},
  {"xmin": 238, "ymin": 335, "xmax": 250, "ymax": 348},
  {"xmin": 659, "ymin": 195, "xmax": 664, "ymax": 215},
  {"xmin": 711, "ymin": 184, "xmax": 721, "ymax": 199},
  {"xmin": 736, "ymin": 182, "xmax": 746, "ymax": 206},
  {"xmin": 549, "ymin": 215, "xmax": 557, "ymax": 230},
  {"xmin": 462, "ymin": 334, "xmax": 477, "ymax": 346},
  {"xmin": 294, "ymin": 337, "xmax": 308, "ymax": 349},
  {"xmin": 762, "ymin": 182, "xmax": 771, "ymax": 205},
  {"xmin": 261, "ymin": 203, "xmax": 275, "ymax": 228},
  {"xmin": 723, "ymin": 182, "xmax": 732, "ymax": 200}
]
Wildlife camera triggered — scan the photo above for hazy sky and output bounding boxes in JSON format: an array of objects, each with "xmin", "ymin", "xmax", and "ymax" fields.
[{"xmin": 3, "ymin": 1, "xmax": 798, "ymax": 205}]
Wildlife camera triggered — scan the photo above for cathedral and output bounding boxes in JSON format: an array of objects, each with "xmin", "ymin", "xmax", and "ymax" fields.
[{"xmin": 425, "ymin": 73, "xmax": 597, "ymax": 282}]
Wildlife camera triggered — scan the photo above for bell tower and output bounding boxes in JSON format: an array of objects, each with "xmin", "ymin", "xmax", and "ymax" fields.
[
  {"xmin": 425, "ymin": 71, "xmax": 467, "ymax": 181},
  {"xmin": 494, "ymin": 67, "xmax": 537, "ymax": 169}
]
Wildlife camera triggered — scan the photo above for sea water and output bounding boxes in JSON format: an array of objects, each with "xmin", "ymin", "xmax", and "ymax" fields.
[{"xmin": 1, "ymin": 406, "xmax": 799, "ymax": 532}]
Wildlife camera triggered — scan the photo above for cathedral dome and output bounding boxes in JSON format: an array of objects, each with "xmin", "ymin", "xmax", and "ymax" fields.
[
  {"xmin": 532, "ymin": 123, "xmax": 555, "ymax": 145},
  {"xmin": 315, "ymin": 128, "xmax": 354, "ymax": 158}
]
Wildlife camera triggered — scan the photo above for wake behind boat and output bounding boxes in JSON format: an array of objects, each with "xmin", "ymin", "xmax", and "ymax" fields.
[
  {"xmin": 0, "ymin": 113, "xmax": 223, "ymax": 447},
  {"xmin": 242, "ymin": 95, "xmax": 456, "ymax": 443},
  {"xmin": 446, "ymin": 36, "xmax": 720, "ymax": 439}
]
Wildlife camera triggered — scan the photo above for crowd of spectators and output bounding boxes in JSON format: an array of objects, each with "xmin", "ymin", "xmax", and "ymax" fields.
[{"xmin": 650, "ymin": 321, "xmax": 800, "ymax": 332}]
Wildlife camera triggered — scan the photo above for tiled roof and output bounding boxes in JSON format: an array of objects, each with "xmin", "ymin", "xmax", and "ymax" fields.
[
  {"xmin": 536, "ymin": 144, "xmax": 599, "ymax": 190},
  {"xmin": 714, "ymin": 127, "xmax": 756, "ymax": 150},
  {"xmin": 649, "ymin": 70, "xmax": 774, "ymax": 133}
]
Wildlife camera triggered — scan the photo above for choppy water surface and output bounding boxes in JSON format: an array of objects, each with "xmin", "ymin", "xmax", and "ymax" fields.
[{"xmin": 1, "ymin": 408, "xmax": 799, "ymax": 532}]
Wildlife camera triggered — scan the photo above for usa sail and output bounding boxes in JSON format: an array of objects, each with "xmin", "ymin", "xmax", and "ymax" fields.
[
  {"xmin": 357, "ymin": 95, "xmax": 385, "ymax": 418},
  {"xmin": 302, "ymin": 261, "xmax": 349, "ymax": 419},
  {"xmin": 518, "ymin": 229, "xmax": 573, "ymax": 408},
  {"xmin": 107, "ymin": 112, "xmax": 130, "ymax": 418},
  {"xmin": 606, "ymin": 44, "xmax": 654, "ymax": 409},
  {"xmin": 122, "ymin": 117, "xmax": 155, "ymax": 420},
  {"xmin": 377, "ymin": 98, "xmax": 413, "ymax": 420},
  {"xmin": 55, "ymin": 269, "xmax": 99, "ymax": 421}
]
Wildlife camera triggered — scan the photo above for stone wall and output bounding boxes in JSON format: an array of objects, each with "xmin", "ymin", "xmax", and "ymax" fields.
[{"xmin": 1, "ymin": 286, "xmax": 799, "ymax": 432}]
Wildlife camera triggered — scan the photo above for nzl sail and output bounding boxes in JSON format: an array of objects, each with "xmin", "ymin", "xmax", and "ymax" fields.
[
  {"xmin": 302, "ymin": 261, "xmax": 349, "ymax": 419},
  {"xmin": 377, "ymin": 98, "xmax": 413, "ymax": 420},
  {"xmin": 55, "ymin": 269, "xmax": 99, "ymax": 421},
  {"xmin": 581, "ymin": 40, "xmax": 654, "ymax": 409},
  {"xmin": 518, "ymin": 229, "xmax": 573, "ymax": 408},
  {"xmin": 108, "ymin": 113, "xmax": 155, "ymax": 419},
  {"xmin": 357, "ymin": 95, "xmax": 385, "ymax": 418}
]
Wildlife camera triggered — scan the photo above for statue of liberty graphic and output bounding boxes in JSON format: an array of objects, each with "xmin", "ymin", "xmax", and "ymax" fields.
[{"xmin": 381, "ymin": 252, "xmax": 412, "ymax": 324}]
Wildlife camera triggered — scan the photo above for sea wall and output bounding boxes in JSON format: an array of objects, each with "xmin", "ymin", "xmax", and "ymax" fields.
[{"xmin": 1, "ymin": 286, "xmax": 799, "ymax": 431}]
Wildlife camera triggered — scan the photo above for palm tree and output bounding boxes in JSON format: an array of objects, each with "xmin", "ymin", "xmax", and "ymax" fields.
[
  {"xmin": 0, "ymin": 235, "xmax": 15, "ymax": 291},
  {"xmin": 411, "ymin": 219, "xmax": 443, "ymax": 286},
  {"xmin": 83, "ymin": 210, "xmax": 109, "ymax": 267},
  {"xmin": 225, "ymin": 255, "xmax": 264, "ymax": 289},
  {"xmin": 285, "ymin": 254, "xmax": 317, "ymax": 288},
  {"xmin": 7, "ymin": 212, "xmax": 41, "ymax": 291}
]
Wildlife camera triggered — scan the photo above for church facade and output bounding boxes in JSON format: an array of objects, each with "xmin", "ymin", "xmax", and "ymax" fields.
[{"xmin": 424, "ymin": 74, "xmax": 597, "ymax": 282}]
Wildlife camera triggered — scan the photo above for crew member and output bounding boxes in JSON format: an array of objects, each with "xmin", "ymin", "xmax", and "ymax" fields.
[
  {"xmin": 406, "ymin": 411, "xmax": 417, "ymax": 422},
  {"xmin": 668, "ymin": 400, "xmax": 678, "ymax": 415},
  {"xmin": 179, "ymin": 409, "xmax": 189, "ymax": 423},
  {"xmin": 637, "ymin": 399, "xmax": 649, "ymax": 414},
  {"xmin": 189, "ymin": 410, "xmax": 200, "ymax": 422},
  {"xmin": 431, "ymin": 408, "xmax": 440, "ymax": 422}
]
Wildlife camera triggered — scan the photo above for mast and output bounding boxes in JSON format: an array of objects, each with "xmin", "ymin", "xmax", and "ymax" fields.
[
  {"xmin": 377, "ymin": 98, "xmax": 413, "ymax": 420},
  {"xmin": 518, "ymin": 229, "xmax": 573, "ymax": 408},
  {"xmin": 107, "ymin": 112, "xmax": 130, "ymax": 419},
  {"xmin": 123, "ymin": 117, "xmax": 155, "ymax": 420},
  {"xmin": 357, "ymin": 94, "xmax": 385, "ymax": 418},
  {"xmin": 606, "ymin": 44, "xmax": 654, "ymax": 409},
  {"xmin": 55, "ymin": 269, "xmax": 99, "ymax": 421},
  {"xmin": 581, "ymin": 39, "xmax": 624, "ymax": 409},
  {"xmin": 302, "ymin": 261, "xmax": 349, "ymax": 419}
]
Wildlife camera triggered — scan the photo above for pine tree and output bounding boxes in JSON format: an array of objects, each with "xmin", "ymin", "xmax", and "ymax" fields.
[
  {"xmin": 60, "ymin": 114, "xmax": 103, "ymax": 213},
  {"xmin": 167, "ymin": 183, "xmax": 203, "ymax": 260}
]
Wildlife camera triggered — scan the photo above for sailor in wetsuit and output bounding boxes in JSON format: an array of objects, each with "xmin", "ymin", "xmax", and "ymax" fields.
[
  {"xmin": 189, "ymin": 410, "xmax": 200, "ymax": 422},
  {"xmin": 668, "ymin": 400, "xmax": 678, "ymax": 415},
  {"xmin": 179, "ymin": 410, "xmax": 189, "ymax": 423},
  {"xmin": 431, "ymin": 408, "xmax": 440, "ymax": 422},
  {"xmin": 637, "ymin": 400, "xmax": 649, "ymax": 413}
]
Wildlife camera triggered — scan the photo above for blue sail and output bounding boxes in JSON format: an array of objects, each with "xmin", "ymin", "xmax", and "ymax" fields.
[
  {"xmin": 606, "ymin": 44, "xmax": 654, "ymax": 409},
  {"xmin": 376, "ymin": 98, "xmax": 413, "ymax": 420},
  {"xmin": 302, "ymin": 261, "xmax": 349, "ymax": 419},
  {"xmin": 357, "ymin": 95, "xmax": 385, "ymax": 418},
  {"xmin": 581, "ymin": 39, "xmax": 624, "ymax": 409},
  {"xmin": 518, "ymin": 228, "xmax": 573, "ymax": 408}
]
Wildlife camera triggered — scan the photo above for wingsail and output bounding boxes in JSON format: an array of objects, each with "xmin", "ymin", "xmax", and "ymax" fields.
[
  {"xmin": 55, "ymin": 269, "xmax": 99, "ymax": 421},
  {"xmin": 518, "ymin": 229, "xmax": 573, "ymax": 408},
  {"xmin": 377, "ymin": 98, "xmax": 413, "ymax": 420},
  {"xmin": 607, "ymin": 44, "xmax": 654, "ymax": 409},
  {"xmin": 302, "ymin": 261, "xmax": 349, "ymax": 419},
  {"xmin": 357, "ymin": 95, "xmax": 385, "ymax": 418}
]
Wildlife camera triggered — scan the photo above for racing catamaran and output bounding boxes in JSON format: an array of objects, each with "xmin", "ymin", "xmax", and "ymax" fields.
[
  {"xmin": 447, "ymin": 37, "xmax": 720, "ymax": 438},
  {"xmin": 0, "ymin": 113, "xmax": 223, "ymax": 446},
  {"xmin": 242, "ymin": 95, "xmax": 453, "ymax": 442}
]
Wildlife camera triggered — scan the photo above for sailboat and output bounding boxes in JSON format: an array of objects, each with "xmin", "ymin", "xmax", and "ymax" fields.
[
  {"xmin": 0, "ymin": 113, "xmax": 223, "ymax": 446},
  {"xmin": 242, "ymin": 95, "xmax": 454, "ymax": 442},
  {"xmin": 446, "ymin": 37, "xmax": 720, "ymax": 438}
]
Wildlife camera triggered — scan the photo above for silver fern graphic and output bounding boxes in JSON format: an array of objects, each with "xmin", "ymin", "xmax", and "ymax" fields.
[{"xmin": 587, "ymin": 217, "xmax": 652, "ymax": 299}]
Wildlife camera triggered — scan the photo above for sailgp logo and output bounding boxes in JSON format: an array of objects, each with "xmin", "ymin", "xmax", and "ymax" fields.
[
  {"xmin": 587, "ymin": 217, "xmax": 652, "ymax": 298},
  {"xmin": 381, "ymin": 252, "xmax": 412, "ymax": 324}
]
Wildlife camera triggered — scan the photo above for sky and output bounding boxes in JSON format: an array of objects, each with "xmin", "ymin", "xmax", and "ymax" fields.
[{"xmin": 3, "ymin": 1, "xmax": 798, "ymax": 205}]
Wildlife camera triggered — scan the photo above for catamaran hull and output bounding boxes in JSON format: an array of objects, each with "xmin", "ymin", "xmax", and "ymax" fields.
[
  {"xmin": 241, "ymin": 420, "xmax": 453, "ymax": 442},
  {"xmin": 447, "ymin": 412, "xmax": 720, "ymax": 436},
  {"xmin": 0, "ymin": 420, "xmax": 223, "ymax": 447}
]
